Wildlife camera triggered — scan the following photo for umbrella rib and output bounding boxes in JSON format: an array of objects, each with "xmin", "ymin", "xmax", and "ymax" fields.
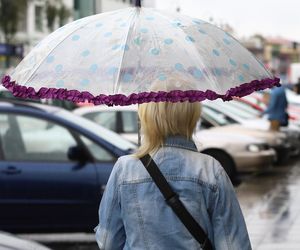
[
  {"xmin": 22, "ymin": 14, "xmax": 111, "ymax": 84},
  {"xmin": 114, "ymin": 9, "xmax": 137, "ymax": 94}
]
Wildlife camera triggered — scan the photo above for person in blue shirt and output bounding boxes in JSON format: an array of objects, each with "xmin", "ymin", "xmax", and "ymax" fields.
[
  {"xmin": 95, "ymin": 77, "xmax": 251, "ymax": 250},
  {"xmin": 263, "ymin": 86, "xmax": 288, "ymax": 131}
]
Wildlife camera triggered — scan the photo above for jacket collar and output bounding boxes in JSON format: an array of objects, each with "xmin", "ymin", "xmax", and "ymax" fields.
[{"xmin": 163, "ymin": 135, "xmax": 198, "ymax": 152}]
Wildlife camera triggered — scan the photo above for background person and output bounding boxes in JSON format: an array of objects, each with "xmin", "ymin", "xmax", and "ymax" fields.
[{"xmin": 263, "ymin": 86, "xmax": 288, "ymax": 131}]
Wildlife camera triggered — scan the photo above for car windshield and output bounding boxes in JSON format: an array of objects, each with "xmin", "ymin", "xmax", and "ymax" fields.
[
  {"xmin": 227, "ymin": 100, "xmax": 261, "ymax": 117},
  {"xmin": 212, "ymin": 101, "xmax": 257, "ymax": 120},
  {"xmin": 56, "ymin": 110, "xmax": 137, "ymax": 151},
  {"xmin": 202, "ymin": 106, "xmax": 236, "ymax": 125}
]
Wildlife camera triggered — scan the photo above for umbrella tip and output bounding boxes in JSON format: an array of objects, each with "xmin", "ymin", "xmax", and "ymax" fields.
[{"xmin": 135, "ymin": 0, "xmax": 141, "ymax": 7}]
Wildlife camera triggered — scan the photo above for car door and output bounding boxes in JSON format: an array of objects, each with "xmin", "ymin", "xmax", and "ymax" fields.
[
  {"xmin": 0, "ymin": 112, "xmax": 99, "ymax": 232},
  {"xmin": 78, "ymin": 135, "xmax": 116, "ymax": 202}
]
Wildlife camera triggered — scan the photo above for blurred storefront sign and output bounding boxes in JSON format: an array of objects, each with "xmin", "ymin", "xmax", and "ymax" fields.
[{"xmin": 0, "ymin": 43, "xmax": 24, "ymax": 57}]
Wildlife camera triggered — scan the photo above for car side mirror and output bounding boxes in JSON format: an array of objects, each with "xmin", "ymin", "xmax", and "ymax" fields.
[{"xmin": 67, "ymin": 146, "xmax": 89, "ymax": 163}]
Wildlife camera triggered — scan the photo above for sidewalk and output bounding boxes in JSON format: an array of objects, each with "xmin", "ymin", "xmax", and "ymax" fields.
[{"xmin": 237, "ymin": 162, "xmax": 300, "ymax": 250}]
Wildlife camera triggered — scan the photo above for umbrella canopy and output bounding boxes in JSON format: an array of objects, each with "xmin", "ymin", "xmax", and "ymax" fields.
[{"xmin": 2, "ymin": 7, "xmax": 279, "ymax": 106}]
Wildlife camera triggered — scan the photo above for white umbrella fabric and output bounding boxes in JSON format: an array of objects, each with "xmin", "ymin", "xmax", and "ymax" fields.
[{"xmin": 2, "ymin": 6, "xmax": 279, "ymax": 106}]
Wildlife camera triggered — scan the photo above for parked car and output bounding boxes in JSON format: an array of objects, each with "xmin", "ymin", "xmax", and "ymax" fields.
[
  {"xmin": 73, "ymin": 105, "xmax": 276, "ymax": 182},
  {"xmin": 0, "ymin": 100, "xmax": 136, "ymax": 233},
  {"xmin": 0, "ymin": 231, "xmax": 52, "ymax": 250},
  {"xmin": 204, "ymin": 102, "xmax": 292, "ymax": 163},
  {"xmin": 73, "ymin": 105, "xmax": 139, "ymax": 143}
]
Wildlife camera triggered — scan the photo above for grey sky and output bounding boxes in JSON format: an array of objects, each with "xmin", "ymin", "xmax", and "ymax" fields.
[{"xmin": 156, "ymin": 0, "xmax": 300, "ymax": 41}]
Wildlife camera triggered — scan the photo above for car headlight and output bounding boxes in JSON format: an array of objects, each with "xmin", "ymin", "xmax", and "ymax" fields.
[{"xmin": 247, "ymin": 144, "xmax": 261, "ymax": 152}]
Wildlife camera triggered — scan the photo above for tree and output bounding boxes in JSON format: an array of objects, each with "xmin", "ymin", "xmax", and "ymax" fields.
[
  {"xmin": 46, "ymin": 0, "xmax": 71, "ymax": 32},
  {"xmin": 0, "ymin": 0, "xmax": 27, "ymax": 67}
]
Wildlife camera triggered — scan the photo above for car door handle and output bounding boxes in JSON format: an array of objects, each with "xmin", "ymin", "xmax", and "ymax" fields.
[{"xmin": 1, "ymin": 166, "xmax": 22, "ymax": 175}]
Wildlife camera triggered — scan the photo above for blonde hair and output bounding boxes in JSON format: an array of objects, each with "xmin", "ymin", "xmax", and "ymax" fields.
[{"xmin": 135, "ymin": 75, "xmax": 201, "ymax": 158}]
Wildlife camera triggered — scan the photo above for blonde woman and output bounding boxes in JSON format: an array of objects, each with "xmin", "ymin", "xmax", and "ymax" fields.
[{"xmin": 95, "ymin": 78, "xmax": 251, "ymax": 250}]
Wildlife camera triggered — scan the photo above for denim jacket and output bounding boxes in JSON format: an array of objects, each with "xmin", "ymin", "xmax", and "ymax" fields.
[{"xmin": 95, "ymin": 136, "xmax": 251, "ymax": 250}]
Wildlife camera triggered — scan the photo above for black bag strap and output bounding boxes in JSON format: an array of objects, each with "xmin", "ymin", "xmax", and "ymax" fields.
[{"xmin": 140, "ymin": 154, "xmax": 213, "ymax": 250}]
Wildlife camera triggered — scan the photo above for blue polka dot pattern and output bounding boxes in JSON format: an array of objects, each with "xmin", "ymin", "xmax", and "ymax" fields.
[
  {"xmin": 121, "ymin": 45, "xmax": 129, "ymax": 51},
  {"xmin": 192, "ymin": 68, "xmax": 203, "ymax": 79},
  {"xmin": 164, "ymin": 38, "xmax": 173, "ymax": 45},
  {"xmin": 193, "ymin": 19, "xmax": 203, "ymax": 25},
  {"xmin": 46, "ymin": 55, "xmax": 54, "ymax": 63},
  {"xmin": 150, "ymin": 48, "xmax": 160, "ymax": 55},
  {"xmin": 213, "ymin": 49, "xmax": 220, "ymax": 56},
  {"xmin": 112, "ymin": 44, "xmax": 120, "ymax": 50},
  {"xmin": 223, "ymin": 38, "xmax": 231, "ymax": 45},
  {"xmin": 229, "ymin": 59, "xmax": 237, "ymax": 66},
  {"xmin": 108, "ymin": 67, "xmax": 118, "ymax": 75},
  {"xmin": 145, "ymin": 16, "xmax": 154, "ymax": 21},
  {"xmin": 90, "ymin": 64, "xmax": 98, "ymax": 73},
  {"xmin": 198, "ymin": 29, "xmax": 207, "ymax": 34},
  {"xmin": 172, "ymin": 22, "xmax": 182, "ymax": 28},
  {"xmin": 134, "ymin": 37, "xmax": 142, "ymax": 46},
  {"xmin": 80, "ymin": 79, "xmax": 90, "ymax": 86},
  {"xmin": 213, "ymin": 68, "xmax": 222, "ymax": 76},
  {"xmin": 72, "ymin": 35, "xmax": 80, "ymax": 41},
  {"xmin": 185, "ymin": 36, "xmax": 195, "ymax": 42},
  {"xmin": 175, "ymin": 63, "xmax": 184, "ymax": 71},
  {"xmin": 140, "ymin": 28, "xmax": 148, "ymax": 33},
  {"xmin": 55, "ymin": 64, "xmax": 63, "ymax": 73},
  {"xmin": 11, "ymin": 10, "xmax": 273, "ymax": 105},
  {"xmin": 158, "ymin": 74, "xmax": 167, "ymax": 81},
  {"xmin": 243, "ymin": 64, "xmax": 250, "ymax": 70},
  {"xmin": 81, "ymin": 50, "xmax": 90, "ymax": 57},
  {"xmin": 239, "ymin": 75, "xmax": 245, "ymax": 82},
  {"xmin": 104, "ymin": 32, "xmax": 112, "ymax": 37},
  {"xmin": 123, "ymin": 73, "xmax": 133, "ymax": 82},
  {"xmin": 56, "ymin": 80, "xmax": 64, "ymax": 87}
]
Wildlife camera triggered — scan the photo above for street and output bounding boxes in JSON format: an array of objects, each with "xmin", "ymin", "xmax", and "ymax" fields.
[
  {"xmin": 237, "ymin": 159, "xmax": 300, "ymax": 250},
  {"xmin": 17, "ymin": 158, "xmax": 300, "ymax": 250}
]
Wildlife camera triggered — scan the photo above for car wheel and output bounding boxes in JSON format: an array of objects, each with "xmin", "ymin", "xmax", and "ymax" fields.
[{"xmin": 202, "ymin": 149, "xmax": 240, "ymax": 186}]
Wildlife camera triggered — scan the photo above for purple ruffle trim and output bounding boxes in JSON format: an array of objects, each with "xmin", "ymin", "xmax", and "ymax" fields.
[{"xmin": 1, "ymin": 75, "xmax": 280, "ymax": 106}]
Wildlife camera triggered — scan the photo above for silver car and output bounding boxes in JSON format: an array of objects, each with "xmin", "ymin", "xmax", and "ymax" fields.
[{"xmin": 73, "ymin": 105, "xmax": 276, "ymax": 182}]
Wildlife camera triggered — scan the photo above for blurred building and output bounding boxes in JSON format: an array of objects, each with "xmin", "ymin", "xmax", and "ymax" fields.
[
  {"xmin": 243, "ymin": 35, "xmax": 300, "ymax": 79},
  {"xmin": 74, "ymin": 0, "xmax": 134, "ymax": 18},
  {"xmin": 101, "ymin": 0, "xmax": 134, "ymax": 12},
  {"xmin": 0, "ymin": 0, "xmax": 135, "ymax": 72},
  {"xmin": 0, "ymin": 0, "xmax": 73, "ymax": 72}
]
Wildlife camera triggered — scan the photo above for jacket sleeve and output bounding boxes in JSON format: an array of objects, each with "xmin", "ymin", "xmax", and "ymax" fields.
[
  {"xmin": 210, "ymin": 167, "xmax": 252, "ymax": 250},
  {"xmin": 95, "ymin": 159, "xmax": 125, "ymax": 250}
]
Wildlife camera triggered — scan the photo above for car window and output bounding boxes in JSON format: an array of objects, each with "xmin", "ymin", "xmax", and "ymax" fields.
[
  {"xmin": 80, "ymin": 135, "xmax": 116, "ymax": 162},
  {"xmin": 1, "ymin": 114, "xmax": 77, "ymax": 162},
  {"xmin": 84, "ymin": 112, "xmax": 117, "ymax": 132},
  {"xmin": 227, "ymin": 101, "xmax": 261, "ymax": 117},
  {"xmin": 212, "ymin": 102, "xmax": 256, "ymax": 120},
  {"xmin": 121, "ymin": 111, "xmax": 138, "ymax": 133},
  {"xmin": 58, "ymin": 110, "xmax": 136, "ymax": 151},
  {"xmin": 202, "ymin": 106, "xmax": 236, "ymax": 125}
]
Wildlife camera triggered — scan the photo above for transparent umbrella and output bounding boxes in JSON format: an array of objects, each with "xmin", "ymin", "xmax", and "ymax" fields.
[{"xmin": 1, "ymin": 3, "xmax": 279, "ymax": 106}]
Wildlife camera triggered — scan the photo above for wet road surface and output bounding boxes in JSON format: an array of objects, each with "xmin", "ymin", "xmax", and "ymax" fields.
[
  {"xmin": 237, "ymin": 159, "xmax": 300, "ymax": 250},
  {"xmin": 19, "ymin": 159, "xmax": 300, "ymax": 250}
]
